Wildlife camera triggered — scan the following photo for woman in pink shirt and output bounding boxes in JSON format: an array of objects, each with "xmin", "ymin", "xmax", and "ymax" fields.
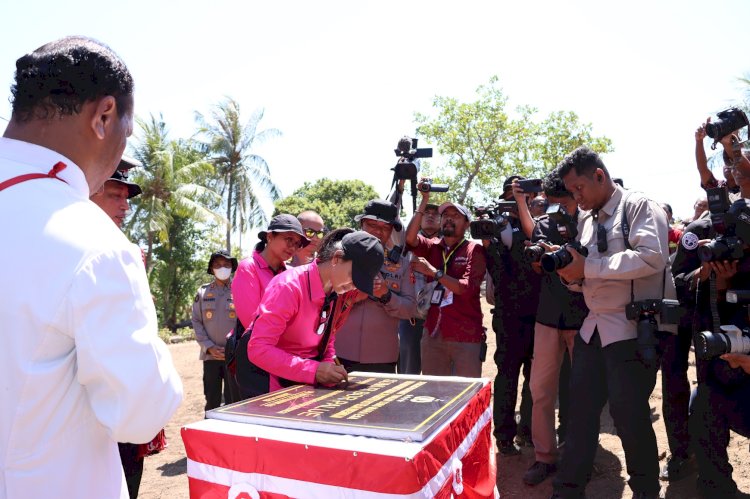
[
  {"xmin": 242, "ymin": 229, "xmax": 384, "ymax": 397},
  {"xmin": 228, "ymin": 214, "xmax": 309, "ymax": 400}
]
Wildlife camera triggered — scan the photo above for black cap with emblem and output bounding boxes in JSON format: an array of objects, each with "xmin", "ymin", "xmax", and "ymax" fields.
[{"xmin": 207, "ymin": 249, "xmax": 238, "ymax": 274}]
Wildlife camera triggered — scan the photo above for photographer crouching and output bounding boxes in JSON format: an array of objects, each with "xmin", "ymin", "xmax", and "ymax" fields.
[{"xmin": 550, "ymin": 147, "xmax": 673, "ymax": 499}]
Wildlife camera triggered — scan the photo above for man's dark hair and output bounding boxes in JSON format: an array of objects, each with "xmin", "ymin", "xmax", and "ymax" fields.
[
  {"xmin": 542, "ymin": 168, "xmax": 573, "ymax": 199},
  {"xmin": 557, "ymin": 146, "xmax": 609, "ymax": 179},
  {"xmin": 10, "ymin": 36, "xmax": 133, "ymax": 122}
]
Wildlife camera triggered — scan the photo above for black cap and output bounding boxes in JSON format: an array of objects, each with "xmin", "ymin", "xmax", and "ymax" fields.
[
  {"xmin": 207, "ymin": 249, "xmax": 238, "ymax": 274},
  {"xmin": 354, "ymin": 199, "xmax": 403, "ymax": 231},
  {"xmin": 503, "ymin": 175, "xmax": 523, "ymax": 191},
  {"xmin": 341, "ymin": 231, "xmax": 384, "ymax": 295},
  {"xmin": 108, "ymin": 168, "xmax": 142, "ymax": 199},
  {"xmin": 425, "ymin": 203, "xmax": 439, "ymax": 212},
  {"xmin": 258, "ymin": 214, "xmax": 311, "ymax": 247}
]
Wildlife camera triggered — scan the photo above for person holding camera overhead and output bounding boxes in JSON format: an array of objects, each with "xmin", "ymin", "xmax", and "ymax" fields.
[
  {"xmin": 482, "ymin": 175, "xmax": 541, "ymax": 456},
  {"xmin": 404, "ymin": 184, "xmax": 487, "ymax": 378},
  {"xmin": 550, "ymin": 147, "xmax": 671, "ymax": 499},
  {"xmin": 333, "ymin": 199, "xmax": 416, "ymax": 373}
]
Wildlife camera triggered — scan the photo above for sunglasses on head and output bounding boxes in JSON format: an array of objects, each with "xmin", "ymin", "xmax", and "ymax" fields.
[{"xmin": 304, "ymin": 228, "xmax": 326, "ymax": 239}]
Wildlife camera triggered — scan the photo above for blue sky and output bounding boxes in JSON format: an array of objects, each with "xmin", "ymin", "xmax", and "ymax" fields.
[{"xmin": 1, "ymin": 0, "xmax": 749, "ymax": 238}]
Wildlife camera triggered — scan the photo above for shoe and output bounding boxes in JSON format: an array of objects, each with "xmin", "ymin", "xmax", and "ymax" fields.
[
  {"xmin": 659, "ymin": 453, "xmax": 695, "ymax": 482},
  {"xmin": 498, "ymin": 440, "xmax": 521, "ymax": 456},
  {"xmin": 523, "ymin": 461, "xmax": 557, "ymax": 486}
]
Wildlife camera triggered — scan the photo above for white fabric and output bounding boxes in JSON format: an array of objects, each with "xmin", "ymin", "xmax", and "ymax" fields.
[{"xmin": 0, "ymin": 137, "xmax": 183, "ymax": 499}]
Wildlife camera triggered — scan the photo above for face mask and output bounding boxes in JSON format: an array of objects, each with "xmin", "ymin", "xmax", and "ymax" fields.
[{"xmin": 214, "ymin": 267, "xmax": 232, "ymax": 281}]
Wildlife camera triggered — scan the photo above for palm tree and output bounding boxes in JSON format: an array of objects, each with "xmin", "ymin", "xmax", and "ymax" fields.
[
  {"xmin": 196, "ymin": 97, "xmax": 281, "ymax": 254},
  {"xmin": 126, "ymin": 115, "xmax": 225, "ymax": 269}
]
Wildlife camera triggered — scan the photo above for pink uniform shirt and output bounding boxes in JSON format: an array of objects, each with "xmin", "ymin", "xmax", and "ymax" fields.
[
  {"xmin": 232, "ymin": 250, "xmax": 285, "ymax": 328},
  {"xmin": 247, "ymin": 260, "xmax": 334, "ymax": 392}
]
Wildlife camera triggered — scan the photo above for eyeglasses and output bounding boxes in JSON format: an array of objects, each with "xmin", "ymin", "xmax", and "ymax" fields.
[
  {"xmin": 304, "ymin": 228, "xmax": 326, "ymax": 239},
  {"xmin": 282, "ymin": 236, "xmax": 304, "ymax": 249}
]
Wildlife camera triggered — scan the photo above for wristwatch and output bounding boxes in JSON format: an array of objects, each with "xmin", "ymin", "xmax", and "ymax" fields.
[{"xmin": 434, "ymin": 269, "xmax": 445, "ymax": 281}]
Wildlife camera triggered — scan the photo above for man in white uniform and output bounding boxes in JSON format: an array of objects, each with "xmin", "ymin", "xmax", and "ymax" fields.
[{"xmin": 0, "ymin": 36, "xmax": 183, "ymax": 499}]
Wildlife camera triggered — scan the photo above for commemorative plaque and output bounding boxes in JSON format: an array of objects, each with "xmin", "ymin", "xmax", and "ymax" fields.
[{"xmin": 207, "ymin": 373, "xmax": 483, "ymax": 441}]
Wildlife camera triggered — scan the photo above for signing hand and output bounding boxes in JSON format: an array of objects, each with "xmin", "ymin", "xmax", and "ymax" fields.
[
  {"xmin": 315, "ymin": 362, "xmax": 349, "ymax": 385},
  {"xmin": 720, "ymin": 353, "xmax": 750, "ymax": 374}
]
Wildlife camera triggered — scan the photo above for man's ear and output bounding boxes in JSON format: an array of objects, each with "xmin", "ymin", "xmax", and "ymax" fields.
[
  {"xmin": 90, "ymin": 95, "xmax": 118, "ymax": 140},
  {"xmin": 596, "ymin": 168, "xmax": 604, "ymax": 183}
]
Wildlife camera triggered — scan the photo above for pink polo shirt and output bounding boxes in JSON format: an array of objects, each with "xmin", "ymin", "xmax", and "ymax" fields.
[
  {"xmin": 247, "ymin": 260, "xmax": 333, "ymax": 392},
  {"xmin": 231, "ymin": 250, "xmax": 285, "ymax": 328}
]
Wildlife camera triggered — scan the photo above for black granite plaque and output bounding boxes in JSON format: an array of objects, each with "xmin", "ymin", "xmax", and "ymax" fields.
[{"xmin": 206, "ymin": 374, "xmax": 484, "ymax": 441}]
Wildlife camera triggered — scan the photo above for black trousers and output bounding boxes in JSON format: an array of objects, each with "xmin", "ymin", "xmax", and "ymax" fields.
[
  {"xmin": 659, "ymin": 324, "xmax": 693, "ymax": 458},
  {"xmin": 553, "ymin": 330, "xmax": 659, "ymax": 497},
  {"xmin": 118, "ymin": 443, "xmax": 143, "ymax": 499},
  {"xmin": 203, "ymin": 359, "xmax": 238, "ymax": 411},
  {"xmin": 398, "ymin": 318, "xmax": 424, "ymax": 375},
  {"xmin": 691, "ymin": 375, "xmax": 750, "ymax": 497},
  {"xmin": 492, "ymin": 312, "xmax": 534, "ymax": 443}
]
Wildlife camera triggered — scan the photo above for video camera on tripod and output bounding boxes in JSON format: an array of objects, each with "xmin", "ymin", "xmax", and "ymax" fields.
[{"xmin": 390, "ymin": 137, "xmax": 448, "ymax": 210}]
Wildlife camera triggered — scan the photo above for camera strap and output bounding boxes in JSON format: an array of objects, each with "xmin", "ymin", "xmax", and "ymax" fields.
[
  {"xmin": 620, "ymin": 192, "xmax": 636, "ymax": 303},
  {"xmin": 709, "ymin": 271, "xmax": 721, "ymax": 334},
  {"xmin": 442, "ymin": 238, "xmax": 467, "ymax": 274}
]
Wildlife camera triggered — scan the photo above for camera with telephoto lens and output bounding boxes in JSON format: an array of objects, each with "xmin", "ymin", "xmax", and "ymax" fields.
[
  {"xmin": 470, "ymin": 204, "xmax": 510, "ymax": 240},
  {"xmin": 626, "ymin": 299, "xmax": 685, "ymax": 366},
  {"xmin": 695, "ymin": 289, "xmax": 750, "ymax": 360},
  {"xmin": 705, "ymin": 108, "xmax": 749, "ymax": 140},
  {"xmin": 697, "ymin": 188, "xmax": 750, "ymax": 262},
  {"xmin": 417, "ymin": 178, "xmax": 449, "ymax": 193},
  {"xmin": 538, "ymin": 203, "xmax": 589, "ymax": 272},
  {"xmin": 393, "ymin": 136, "xmax": 433, "ymax": 181},
  {"xmin": 524, "ymin": 244, "xmax": 546, "ymax": 263}
]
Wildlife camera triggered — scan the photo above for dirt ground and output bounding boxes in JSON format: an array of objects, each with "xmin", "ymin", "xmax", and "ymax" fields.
[{"xmin": 138, "ymin": 304, "xmax": 750, "ymax": 499}]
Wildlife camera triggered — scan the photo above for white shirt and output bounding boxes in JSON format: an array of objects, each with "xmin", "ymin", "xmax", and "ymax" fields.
[{"xmin": 0, "ymin": 137, "xmax": 183, "ymax": 499}]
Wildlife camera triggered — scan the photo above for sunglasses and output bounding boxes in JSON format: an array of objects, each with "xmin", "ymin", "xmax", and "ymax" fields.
[
  {"xmin": 304, "ymin": 228, "xmax": 326, "ymax": 239},
  {"xmin": 316, "ymin": 293, "xmax": 336, "ymax": 335}
]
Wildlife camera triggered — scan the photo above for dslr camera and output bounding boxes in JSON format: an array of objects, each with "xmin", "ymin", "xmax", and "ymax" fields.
[
  {"xmin": 535, "ymin": 204, "xmax": 589, "ymax": 272},
  {"xmin": 705, "ymin": 107, "xmax": 749, "ymax": 141},
  {"xmin": 626, "ymin": 299, "xmax": 685, "ymax": 366},
  {"xmin": 695, "ymin": 289, "xmax": 750, "ymax": 360},
  {"xmin": 469, "ymin": 201, "xmax": 516, "ymax": 240},
  {"xmin": 697, "ymin": 188, "xmax": 750, "ymax": 262}
]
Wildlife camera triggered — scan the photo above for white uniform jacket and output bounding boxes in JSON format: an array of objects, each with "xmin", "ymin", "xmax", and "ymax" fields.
[{"xmin": 0, "ymin": 138, "xmax": 183, "ymax": 499}]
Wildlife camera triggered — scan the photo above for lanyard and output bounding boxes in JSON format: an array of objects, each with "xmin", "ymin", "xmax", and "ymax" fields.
[
  {"xmin": 0, "ymin": 162, "xmax": 68, "ymax": 192},
  {"xmin": 442, "ymin": 238, "xmax": 466, "ymax": 273}
]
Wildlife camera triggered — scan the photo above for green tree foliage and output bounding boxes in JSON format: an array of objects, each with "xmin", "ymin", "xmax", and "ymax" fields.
[
  {"xmin": 196, "ymin": 98, "xmax": 281, "ymax": 253},
  {"xmin": 415, "ymin": 76, "xmax": 614, "ymax": 206},
  {"xmin": 125, "ymin": 116, "xmax": 226, "ymax": 329},
  {"xmin": 273, "ymin": 179, "xmax": 380, "ymax": 230}
]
